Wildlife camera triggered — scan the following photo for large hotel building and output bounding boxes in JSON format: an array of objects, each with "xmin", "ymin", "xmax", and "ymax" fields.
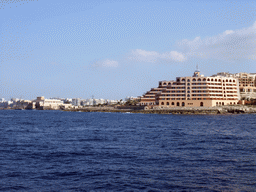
[
  {"xmin": 212, "ymin": 72, "xmax": 256, "ymax": 100},
  {"xmin": 140, "ymin": 70, "xmax": 240, "ymax": 108}
]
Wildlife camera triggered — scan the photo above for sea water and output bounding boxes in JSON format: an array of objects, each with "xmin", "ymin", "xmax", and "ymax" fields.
[{"xmin": 0, "ymin": 110, "xmax": 255, "ymax": 191}]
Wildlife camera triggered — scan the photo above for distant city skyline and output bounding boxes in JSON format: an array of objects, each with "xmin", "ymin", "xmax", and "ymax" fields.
[{"xmin": 1, "ymin": 0, "xmax": 256, "ymax": 100}]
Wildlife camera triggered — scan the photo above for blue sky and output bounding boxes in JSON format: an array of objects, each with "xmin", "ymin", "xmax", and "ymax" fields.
[{"xmin": 1, "ymin": 0, "xmax": 256, "ymax": 100}]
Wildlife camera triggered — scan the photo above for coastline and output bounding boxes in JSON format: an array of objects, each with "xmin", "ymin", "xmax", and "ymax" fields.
[
  {"xmin": 62, "ymin": 106, "xmax": 256, "ymax": 115},
  {"xmin": 1, "ymin": 105, "xmax": 256, "ymax": 115}
]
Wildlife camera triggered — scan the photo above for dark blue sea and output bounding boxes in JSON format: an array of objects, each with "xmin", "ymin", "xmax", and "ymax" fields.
[{"xmin": 0, "ymin": 110, "xmax": 255, "ymax": 191}]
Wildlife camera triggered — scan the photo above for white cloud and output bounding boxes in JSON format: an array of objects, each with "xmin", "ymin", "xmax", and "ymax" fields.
[
  {"xmin": 177, "ymin": 21, "xmax": 256, "ymax": 61},
  {"xmin": 129, "ymin": 49, "xmax": 186, "ymax": 63},
  {"xmin": 224, "ymin": 30, "xmax": 234, "ymax": 35},
  {"xmin": 161, "ymin": 51, "xmax": 186, "ymax": 62},
  {"xmin": 92, "ymin": 59, "xmax": 118, "ymax": 67},
  {"xmin": 97, "ymin": 21, "xmax": 256, "ymax": 66}
]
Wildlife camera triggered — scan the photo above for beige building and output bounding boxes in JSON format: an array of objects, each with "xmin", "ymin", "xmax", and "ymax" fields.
[
  {"xmin": 140, "ymin": 70, "xmax": 239, "ymax": 108},
  {"xmin": 34, "ymin": 96, "xmax": 64, "ymax": 109},
  {"xmin": 235, "ymin": 73, "xmax": 256, "ymax": 100},
  {"xmin": 213, "ymin": 72, "xmax": 256, "ymax": 100}
]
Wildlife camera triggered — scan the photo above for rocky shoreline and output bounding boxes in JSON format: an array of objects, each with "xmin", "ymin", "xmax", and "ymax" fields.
[
  {"xmin": 1, "ymin": 105, "xmax": 256, "ymax": 115},
  {"xmin": 60, "ymin": 105, "xmax": 256, "ymax": 115}
]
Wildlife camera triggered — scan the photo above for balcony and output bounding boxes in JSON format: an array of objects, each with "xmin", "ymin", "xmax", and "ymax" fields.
[{"xmin": 206, "ymin": 84, "xmax": 222, "ymax": 87}]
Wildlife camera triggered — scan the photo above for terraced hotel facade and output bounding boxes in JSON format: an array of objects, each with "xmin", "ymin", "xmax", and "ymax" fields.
[{"xmin": 140, "ymin": 70, "xmax": 240, "ymax": 108}]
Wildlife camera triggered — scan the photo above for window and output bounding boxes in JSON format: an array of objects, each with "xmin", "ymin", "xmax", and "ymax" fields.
[
  {"xmin": 177, "ymin": 102, "xmax": 180, "ymax": 106},
  {"xmin": 161, "ymin": 102, "xmax": 164, "ymax": 105},
  {"xmin": 167, "ymin": 102, "xmax": 169, "ymax": 105},
  {"xmin": 182, "ymin": 102, "xmax": 185, "ymax": 106},
  {"xmin": 172, "ymin": 102, "xmax": 174, "ymax": 105}
]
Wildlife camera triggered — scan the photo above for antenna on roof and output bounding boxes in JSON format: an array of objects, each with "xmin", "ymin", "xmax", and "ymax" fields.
[{"xmin": 193, "ymin": 65, "xmax": 201, "ymax": 77}]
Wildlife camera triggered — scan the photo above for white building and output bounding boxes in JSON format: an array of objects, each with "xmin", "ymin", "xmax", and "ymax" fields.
[
  {"xmin": 107, "ymin": 100, "xmax": 118, "ymax": 105},
  {"xmin": 72, "ymin": 98, "xmax": 81, "ymax": 106},
  {"xmin": 35, "ymin": 96, "xmax": 64, "ymax": 109}
]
